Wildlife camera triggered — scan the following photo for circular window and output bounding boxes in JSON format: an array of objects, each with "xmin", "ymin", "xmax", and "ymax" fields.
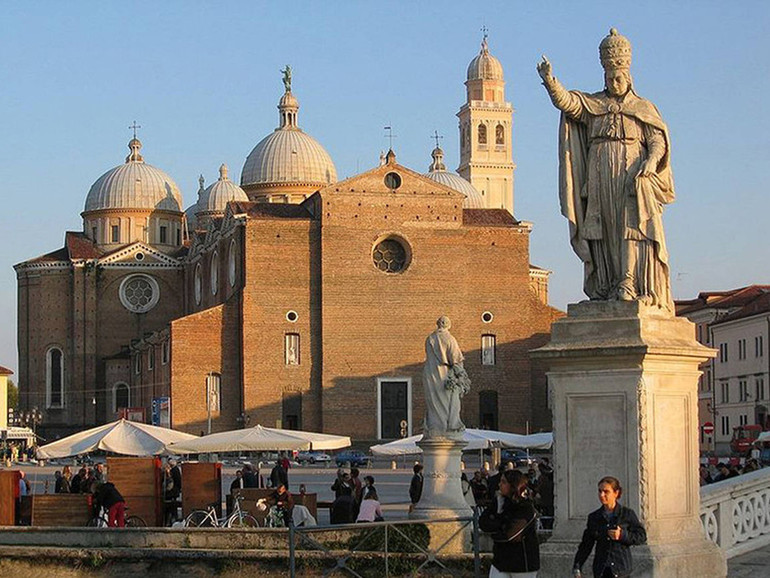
[
  {"xmin": 211, "ymin": 251, "xmax": 219, "ymax": 295},
  {"xmin": 372, "ymin": 236, "xmax": 411, "ymax": 273},
  {"xmin": 119, "ymin": 274, "xmax": 160, "ymax": 314},
  {"xmin": 384, "ymin": 172, "xmax": 402, "ymax": 190},
  {"xmin": 135, "ymin": 252, "xmax": 144, "ymax": 261},
  {"xmin": 482, "ymin": 311, "xmax": 494, "ymax": 323},
  {"xmin": 286, "ymin": 310, "xmax": 298, "ymax": 322},
  {"xmin": 194, "ymin": 264, "xmax": 202, "ymax": 305},
  {"xmin": 228, "ymin": 240, "xmax": 237, "ymax": 287}
]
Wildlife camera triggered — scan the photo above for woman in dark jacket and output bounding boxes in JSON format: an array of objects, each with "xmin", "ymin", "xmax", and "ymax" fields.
[
  {"xmin": 573, "ymin": 476, "xmax": 646, "ymax": 578},
  {"xmin": 480, "ymin": 469, "xmax": 540, "ymax": 577}
]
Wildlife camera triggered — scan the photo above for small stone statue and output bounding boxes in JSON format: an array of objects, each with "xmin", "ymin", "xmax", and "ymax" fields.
[
  {"xmin": 537, "ymin": 29, "xmax": 674, "ymax": 311},
  {"xmin": 281, "ymin": 65, "xmax": 292, "ymax": 92},
  {"xmin": 423, "ymin": 316, "xmax": 470, "ymax": 439}
]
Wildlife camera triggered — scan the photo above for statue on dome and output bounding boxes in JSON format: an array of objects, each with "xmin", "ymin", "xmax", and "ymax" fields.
[
  {"xmin": 281, "ymin": 65, "xmax": 292, "ymax": 92},
  {"xmin": 537, "ymin": 29, "xmax": 674, "ymax": 312},
  {"xmin": 422, "ymin": 316, "xmax": 470, "ymax": 440}
]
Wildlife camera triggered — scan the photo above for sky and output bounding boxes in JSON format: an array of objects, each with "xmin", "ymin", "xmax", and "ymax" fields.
[{"xmin": 0, "ymin": 1, "xmax": 768, "ymax": 377}]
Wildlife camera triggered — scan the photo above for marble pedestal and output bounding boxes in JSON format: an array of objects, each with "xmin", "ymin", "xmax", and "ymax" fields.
[
  {"xmin": 410, "ymin": 437, "xmax": 472, "ymax": 553},
  {"xmin": 532, "ymin": 301, "xmax": 727, "ymax": 577}
]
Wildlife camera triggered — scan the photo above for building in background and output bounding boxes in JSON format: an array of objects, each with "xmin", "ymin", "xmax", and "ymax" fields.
[
  {"xmin": 15, "ymin": 37, "xmax": 560, "ymax": 441},
  {"xmin": 677, "ymin": 286, "xmax": 770, "ymax": 454}
]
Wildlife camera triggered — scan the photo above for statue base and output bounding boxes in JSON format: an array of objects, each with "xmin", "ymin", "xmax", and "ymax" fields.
[
  {"xmin": 410, "ymin": 436, "xmax": 472, "ymax": 553},
  {"xmin": 532, "ymin": 300, "xmax": 727, "ymax": 577}
]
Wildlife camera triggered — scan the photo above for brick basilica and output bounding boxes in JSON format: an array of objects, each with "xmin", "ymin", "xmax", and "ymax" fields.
[{"xmin": 15, "ymin": 38, "xmax": 561, "ymax": 442}]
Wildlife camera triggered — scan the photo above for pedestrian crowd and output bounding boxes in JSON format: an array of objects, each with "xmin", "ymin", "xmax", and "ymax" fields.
[{"xmin": 699, "ymin": 458, "xmax": 763, "ymax": 486}]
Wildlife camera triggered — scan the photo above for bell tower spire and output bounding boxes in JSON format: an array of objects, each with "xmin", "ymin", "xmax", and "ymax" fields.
[{"xmin": 457, "ymin": 32, "xmax": 515, "ymax": 214}]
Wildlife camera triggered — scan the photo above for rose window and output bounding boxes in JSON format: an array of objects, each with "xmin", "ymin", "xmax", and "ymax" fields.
[
  {"xmin": 372, "ymin": 238, "xmax": 409, "ymax": 273},
  {"xmin": 119, "ymin": 275, "xmax": 160, "ymax": 313}
]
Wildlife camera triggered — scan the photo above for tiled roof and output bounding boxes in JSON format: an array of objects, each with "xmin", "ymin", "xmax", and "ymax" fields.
[
  {"xmin": 229, "ymin": 201, "xmax": 312, "ymax": 220},
  {"xmin": 676, "ymin": 285, "xmax": 770, "ymax": 315},
  {"xmin": 713, "ymin": 290, "xmax": 770, "ymax": 325},
  {"xmin": 23, "ymin": 246, "xmax": 70, "ymax": 264},
  {"xmin": 0, "ymin": 365, "xmax": 13, "ymax": 375},
  {"xmin": 66, "ymin": 232, "xmax": 101, "ymax": 260},
  {"xmin": 463, "ymin": 208, "xmax": 519, "ymax": 227}
]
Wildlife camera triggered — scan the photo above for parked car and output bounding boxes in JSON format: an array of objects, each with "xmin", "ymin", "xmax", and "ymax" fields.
[
  {"xmin": 296, "ymin": 451, "xmax": 331, "ymax": 464},
  {"xmin": 500, "ymin": 449, "xmax": 536, "ymax": 468},
  {"xmin": 335, "ymin": 450, "xmax": 371, "ymax": 467}
]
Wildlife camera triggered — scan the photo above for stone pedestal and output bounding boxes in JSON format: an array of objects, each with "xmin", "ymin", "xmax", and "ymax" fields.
[
  {"xmin": 532, "ymin": 301, "xmax": 727, "ymax": 577},
  {"xmin": 410, "ymin": 437, "xmax": 472, "ymax": 553}
]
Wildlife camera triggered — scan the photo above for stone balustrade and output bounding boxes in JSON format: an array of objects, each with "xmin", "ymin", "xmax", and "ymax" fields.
[{"xmin": 700, "ymin": 467, "xmax": 770, "ymax": 558}]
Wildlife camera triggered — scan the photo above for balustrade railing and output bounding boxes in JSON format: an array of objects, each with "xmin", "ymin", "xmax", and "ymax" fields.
[{"xmin": 700, "ymin": 467, "xmax": 770, "ymax": 558}]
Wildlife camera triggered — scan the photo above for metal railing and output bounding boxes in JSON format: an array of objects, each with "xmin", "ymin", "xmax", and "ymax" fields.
[
  {"xmin": 700, "ymin": 467, "xmax": 770, "ymax": 559},
  {"xmin": 288, "ymin": 511, "xmax": 481, "ymax": 578}
]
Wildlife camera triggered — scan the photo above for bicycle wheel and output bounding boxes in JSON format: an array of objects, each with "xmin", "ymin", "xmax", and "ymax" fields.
[
  {"xmin": 227, "ymin": 513, "xmax": 260, "ymax": 528},
  {"xmin": 184, "ymin": 510, "xmax": 214, "ymax": 527},
  {"xmin": 126, "ymin": 515, "xmax": 147, "ymax": 528}
]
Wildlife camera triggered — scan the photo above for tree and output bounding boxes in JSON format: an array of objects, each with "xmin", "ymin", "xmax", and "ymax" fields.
[{"xmin": 7, "ymin": 379, "xmax": 18, "ymax": 409}]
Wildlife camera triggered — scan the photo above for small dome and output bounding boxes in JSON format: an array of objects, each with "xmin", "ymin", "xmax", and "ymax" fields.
[
  {"xmin": 467, "ymin": 36, "xmax": 504, "ymax": 81},
  {"xmin": 84, "ymin": 138, "xmax": 183, "ymax": 213},
  {"xmin": 422, "ymin": 147, "xmax": 484, "ymax": 209},
  {"xmin": 241, "ymin": 82, "xmax": 337, "ymax": 189},
  {"xmin": 201, "ymin": 164, "xmax": 249, "ymax": 212}
]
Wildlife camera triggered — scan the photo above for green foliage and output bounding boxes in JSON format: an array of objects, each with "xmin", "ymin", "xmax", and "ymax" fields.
[
  {"xmin": 7, "ymin": 379, "xmax": 18, "ymax": 409},
  {"xmin": 349, "ymin": 522, "xmax": 430, "ymax": 553}
]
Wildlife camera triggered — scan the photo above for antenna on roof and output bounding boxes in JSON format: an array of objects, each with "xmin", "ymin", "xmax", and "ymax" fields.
[{"xmin": 384, "ymin": 125, "xmax": 397, "ymax": 151}]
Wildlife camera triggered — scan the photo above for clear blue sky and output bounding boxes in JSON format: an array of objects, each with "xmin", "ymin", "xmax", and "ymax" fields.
[{"xmin": 1, "ymin": 1, "xmax": 768, "ymax": 376}]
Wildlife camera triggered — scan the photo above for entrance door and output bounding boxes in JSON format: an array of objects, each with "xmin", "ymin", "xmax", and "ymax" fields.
[{"xmin": 379, "ymin": 380, "xmax": 409, "ymax": 439}]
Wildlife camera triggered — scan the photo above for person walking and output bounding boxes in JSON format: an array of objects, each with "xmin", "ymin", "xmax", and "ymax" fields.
[
  {"xmin": 572, "ymin": 476, "xmax": 646, "ymax": 578},
  {"xmin": 270, "ymin": 460, "xmax": 289, "ymax": 489},
  {"xmin": 409, "ymin": 464, "xmax": 424, "ymax": 511},
  {"xmin": 330, "ymin": 469, "xmax": 355, "ymax": 524},
  {"xmin": 480, "ymin": 470, "xmax": 540, "ymax": 577}
]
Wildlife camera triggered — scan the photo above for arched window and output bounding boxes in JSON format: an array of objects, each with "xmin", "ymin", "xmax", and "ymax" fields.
[
  {"xmin": 210, "ymin": 251, "xmax": 219, "ymax": 295},
  {"xmin": 46, "ymin": 347, "xmax": 64, "ymax": 408},
  {"xmin": 194, "ymin": 263, "xmax": 202, "ymax": 305},
  {"xmin": 495, "ymin": 124, "xmax": 504, "ymax": 145},
  {"xmin": 228, "ymin": 239, "xmax": 237, "ymax": 287},
  {"xmin": 113, "ymin": 383, "xmax": 130, "ymax": 414},
  {"xmin": 478, "ymin": 123, "xmax": 487, "ymax": 145}
]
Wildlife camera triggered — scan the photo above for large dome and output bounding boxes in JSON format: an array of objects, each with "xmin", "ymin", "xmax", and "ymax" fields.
[
  {"xmin": 241, "ymin": 85, "xmax": 337, "ymax": 189},
  {"xmin": 467, "ymin": 37, "xmax": 504, "ymax": 81},
  {"xmin": 423, "ymin": 147, "xmax": 485, "ymax": 209},
  {"xmin": 84, "ymin": 138, "xmax": 183, "ymax": 213}
]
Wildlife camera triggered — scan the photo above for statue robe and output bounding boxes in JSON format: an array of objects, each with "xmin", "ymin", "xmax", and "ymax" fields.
[
  {"xmin": 423, "ymin": 328, "xmax": 465, "ymax": 439},
  {"xmin": 555, "ymin": 87, "xmax": 675, "ymax": 310}
]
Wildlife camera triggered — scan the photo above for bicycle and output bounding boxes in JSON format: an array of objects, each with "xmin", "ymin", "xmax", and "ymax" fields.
[
  {"xmin": 87, "ymin": 505, "xmax": 147, "ymax": 528},
  {"xmin": 183, "ymin": 495, "xmax": 259, "ymax": 528}
]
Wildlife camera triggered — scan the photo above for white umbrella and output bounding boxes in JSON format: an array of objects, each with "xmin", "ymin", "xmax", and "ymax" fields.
[
  {"xmin": 36, "ymin": 419, "xmax": 197, "ymax": 459},
  {"xmin": 165, "ymin": 424, "xmax": 351, "ymax": 454},
  {"xmin": 370, "ymin": 429, "xmax": 553, "ymax": 456}
]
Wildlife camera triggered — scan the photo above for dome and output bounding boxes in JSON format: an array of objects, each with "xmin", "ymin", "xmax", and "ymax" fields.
[
  {"xmin": 84, "ymin": 138, "xmax": 183, "ymax": 213},
  {"xmin": 201, "ymin": 164, "xmax": 249, "ymax": 211},
  {"xmin": 423, "ymin": 147, "xmax": 485, "ymax": 209},
  {"xmin": 241, "ymin": 84, "xmax": 337, "ymax": 188},
  {"xmin": 467, "ymin": 37, "xmax": 504, "ymax": 81}
]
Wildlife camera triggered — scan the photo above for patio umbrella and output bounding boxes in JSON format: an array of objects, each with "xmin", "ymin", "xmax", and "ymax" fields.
[
  {"xmin": 36, "ymin": 419, "xmax": 197, "ymax": 459},
  {"xmin": 165, "ymin": 424, "xmax": 351, "ymax": 454},
  {"xmin": 369, "ymin": 429, "xmax": 553, "ymax": 456}
]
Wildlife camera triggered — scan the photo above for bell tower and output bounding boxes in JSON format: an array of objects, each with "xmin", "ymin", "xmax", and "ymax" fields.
[{"xmin": 457, "ymin": 33, "xmax": 515, "ymax": 214}]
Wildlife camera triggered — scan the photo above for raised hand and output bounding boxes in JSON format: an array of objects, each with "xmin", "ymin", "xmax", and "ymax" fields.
[{"xmin": 537, "ymin": 55, "xmax": 553, "ymax": 82}]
